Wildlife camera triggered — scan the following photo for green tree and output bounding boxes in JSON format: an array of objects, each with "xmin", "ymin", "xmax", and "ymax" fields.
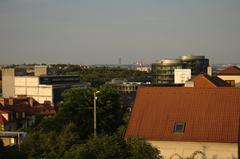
[
  {"xmin": 127, "ymin": 137, "xmax": 162, "ymax": 159},
  {"xmin": 21, "ymin": 86, "xmax": 126, "ymax": 158},
  {"xmin": 21, "ymin": 123, "xmax": 80, "ymax": 159},
  {"xmin": 62, "ymin": 135, "xmax": 161, "ymax": 159},
  {"xmin": 54, "ymin": 86, "xmax": 125, "ymax": 138},
  {"xmin": 62, "ymin": 135, "xmax": 128, "ymax": 159}
]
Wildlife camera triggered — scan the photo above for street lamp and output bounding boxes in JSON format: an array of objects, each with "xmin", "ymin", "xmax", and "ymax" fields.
[{"xmin": 93, "ymin": 91, "xmax": 100, "ymax": 137}]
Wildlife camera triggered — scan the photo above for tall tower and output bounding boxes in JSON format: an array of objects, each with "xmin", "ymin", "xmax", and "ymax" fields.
[{"xmin": 118, "ymin": 57, "xmax": 122, "ymax": 66}]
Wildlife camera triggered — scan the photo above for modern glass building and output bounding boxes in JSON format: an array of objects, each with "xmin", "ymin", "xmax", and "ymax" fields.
[
  {"xmin": 152, "ymin": 59, "xmax": 182, "ymax": 84},
  {"xmin": 151, "ymin": 55, "xmax": 209, "ymax": 85},
  {"xmin": 180, "ymin": 55, "xmax": 209, "ymax": 75}
]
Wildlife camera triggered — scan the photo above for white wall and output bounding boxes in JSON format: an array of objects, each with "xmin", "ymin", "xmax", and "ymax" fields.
[
  {"xmin": 26, "ymin": 77, "xmax": 39, "ymax": 86},
  {"xmin": 14, "ymin": 76, "xmax": 53, "ymax": 104},
  {"xmin": 26, "ymin": 87, "xmax": 38, "ymax": 96},
  {"xmin": 149, "ymin": 140, "xmax": 238, "ymax": 159},
  {"xmin": 14, "ymin": 77, "xmax": 26, "ymax": 86},
  {"xmin": 174, "ymin": 69, "xmax": 191, "ymax": 84}
]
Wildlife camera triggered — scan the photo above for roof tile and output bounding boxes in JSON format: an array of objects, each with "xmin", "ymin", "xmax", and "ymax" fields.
[{"xmin": 125, "ymin": 86, "xmax": 240, "ymax": 143}]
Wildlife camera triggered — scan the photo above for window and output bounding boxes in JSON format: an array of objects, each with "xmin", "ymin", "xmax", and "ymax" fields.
[
  {"xmin": 174, "ymin": 122, "xmax": 186, "ymax": 133},
  {"xmin": 225, "ymin": 80, "xmax": 235, "ymax": 86},
  {"xmin": 16, "ymin": 112, "xmax": 19, "ymax": 119},
  {"xmin": 22, "ymin": 112, "xmax": 25, "ymax": 118}
]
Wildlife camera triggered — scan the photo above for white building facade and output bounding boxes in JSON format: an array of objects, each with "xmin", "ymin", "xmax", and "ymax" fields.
[{"xmin": 14, "ymin": 76, "xmax": 53, "ymax": 104}]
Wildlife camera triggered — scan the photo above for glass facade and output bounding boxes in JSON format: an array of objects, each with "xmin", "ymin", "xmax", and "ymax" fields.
[
  {"xmin": 152, "ymin": 55, "xmax": 209, "ymax": 85},
  {"xmin": 152, "ymin": 59, "xmax": 182, "ymax": 84}
]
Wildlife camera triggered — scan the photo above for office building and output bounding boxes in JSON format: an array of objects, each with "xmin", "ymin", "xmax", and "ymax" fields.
[
  {"xmin": 151, "ymin": 55, "xmax": 209, "ymax": 84},
  {"xmin": 2, "ymin": 66, "xmax": 84, "ymax": 105}
]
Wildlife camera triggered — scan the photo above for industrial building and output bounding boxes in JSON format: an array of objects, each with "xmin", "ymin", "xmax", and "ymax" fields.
[
  {"xmin": 151, "ymin": 55, "xmax": 209, "ymax": 84},
  {"xmin": 1, "ymin": 66, "xmax": 84, "ymax": 105}
]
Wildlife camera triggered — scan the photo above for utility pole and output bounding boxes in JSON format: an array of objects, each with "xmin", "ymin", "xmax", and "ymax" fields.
[
  {"xmin": 93, "ymin": 91, "xmax": 97, "ymax": 138},
  {"xmin": 93, "ymin": 91, "xmax": 100, "ymax": 137}
]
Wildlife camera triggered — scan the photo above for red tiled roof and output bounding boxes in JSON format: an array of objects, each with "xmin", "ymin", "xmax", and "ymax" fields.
[
  {"xmin": 190, "ymin": 74, "xmax": 231, "ymax": 88},
  {"xmin": 218, "ymin": 66, "xmax": 240, "ymax": 75},
  {"xmin": 0, "ymin": 97, "xmax": 55, "ymax": 116},
  {"xmin": 125, "ymin": 86, "xmax": 240, "ymax": 143}
]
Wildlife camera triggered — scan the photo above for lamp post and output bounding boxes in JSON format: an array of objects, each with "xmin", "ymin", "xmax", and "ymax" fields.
[{"xmin": 93, "ymin": 91, "xmax": 100, "ymax": 137}]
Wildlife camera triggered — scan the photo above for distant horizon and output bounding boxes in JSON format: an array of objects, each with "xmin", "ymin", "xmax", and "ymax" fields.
[
  {"xmin": 1, "ymin": 61, "xmax": 240, "ymax": 66},
  {"xmin": 1, "ymin": 0, "xmax": 240, "ymax": 64}
]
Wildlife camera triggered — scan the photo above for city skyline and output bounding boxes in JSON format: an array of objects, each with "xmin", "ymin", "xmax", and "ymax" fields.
[{"xmin": 0, "ymin": 0, "xmax": 240, "ymax": 65}]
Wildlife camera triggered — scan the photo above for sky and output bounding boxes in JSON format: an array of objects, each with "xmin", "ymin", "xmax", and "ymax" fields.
[{"xmin": 0, "ymin": 0, "xmax": 240, "ymax": 65}]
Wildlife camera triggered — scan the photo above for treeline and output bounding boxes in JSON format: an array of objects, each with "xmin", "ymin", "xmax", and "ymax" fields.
[{"xmin": 52, "ymin": 65, "xmax": 151, "ymax": 86}]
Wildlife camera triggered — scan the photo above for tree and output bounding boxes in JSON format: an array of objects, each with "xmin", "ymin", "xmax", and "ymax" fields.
[
  {"xmin": 21, "ymin": 123, "xmax": 80, "ymax": 159},
  {"xmin": 54, "ymin": 86, "xmax": 125, "ymax": 138},
  {"xmin": 127, "ymin": 137, "xmax": 162, "ymax": 159},
  {"xmin": 62, "ymin": 135, "xmax": 128, "ymax": 159},
  {"xmin": 51, "ymin": 65, "xmax": 152, "ymax": 87},
  {"xmin": 21, "ymin": 86, "xmax": 127, "ymax": 157},
  {"xmin": 62, "ymin": 135, "xmax": 161, "ymax": 159}
]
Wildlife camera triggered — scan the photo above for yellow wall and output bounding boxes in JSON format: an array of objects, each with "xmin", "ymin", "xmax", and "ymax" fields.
[
  {"xmin": 218, "ymin": 75, "xmax": 240, "ymax": 87},
  {"xmin": 1, "ymin": 113, "xmax": 9, "ymax": 121},
  {"xmin": 149, "ymin": 140, "xmax": 238, "ymax": 159}
]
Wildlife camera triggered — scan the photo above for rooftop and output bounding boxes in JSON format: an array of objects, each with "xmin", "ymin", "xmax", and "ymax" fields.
[
  {"xmin": 218, "ymin": 66, "xmax": 240, "ymax": 75},
  {"xmin": 125, "ymin": 86, "xmax": 240, "ymax": 143},
  {"xmin": 190, "ymin": 74, "xmax": 231, "ymax": 88},
  {"xmin": 0, "ymin": 97, "xmax": 55, "ymax": 116}
]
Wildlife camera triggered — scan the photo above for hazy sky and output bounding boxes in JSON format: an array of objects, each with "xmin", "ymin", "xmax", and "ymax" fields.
[{"xmin": 0, "ymin": 0, "xmax": 240, "ymax": 64}]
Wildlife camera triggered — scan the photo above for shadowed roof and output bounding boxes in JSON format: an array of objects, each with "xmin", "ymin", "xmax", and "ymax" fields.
[
  {"xmin": 0, "ymin": 97, "xmax": 55, "ymax": 116},
  {"xmin": 125, "ymin": 86, "xmax": 240, "ymax": 143},
  {"xmin": 218, "ymin": 66, "xmax": 240, "ymax": 75},
  {"xmin": 190, "ymin": 74, "xmax": 231, "ymax": 88}
]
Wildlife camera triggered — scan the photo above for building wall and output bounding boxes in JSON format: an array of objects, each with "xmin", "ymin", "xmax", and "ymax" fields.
[
  {"xmin": 2, "ymin": 69, "xmax": 15, "ymax": 98},
  {"xmin": 174, "ymin": 69, "xmax": 191, "ymax": 84},
  {"xmin": 34, "ymin": 65, "xmax": 48, "ymax": 76},
  {"xmin": 217, "ymin": 75, "xmax": 240, "ymax": 87},
  {"xmin": 14, "ymin": 76, "xmax": 53, "ymax": 104},
  {"xmin": 149, "ymin": 140, "xmax": 238, "ymax": 159}
]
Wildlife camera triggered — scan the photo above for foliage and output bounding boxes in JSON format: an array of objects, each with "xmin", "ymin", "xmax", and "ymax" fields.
[
  {"xmin": 52, "ymin": 65, "xmax": 151, "ymax": 86},
  {"xmin": 49, "ymin": 86, "xmax": 125, "ymax": 138},
  {"xmin": 62, "ymin": 135, "xmax": 161, "ymax": 159},
  {"xmin": 0, "ymin": 142, "xmax": 25, "ymax": 159},
  {"xmin": 62, "ymin": 135, "xmax": 128, "ymax": 159},
  {"xmin": 127, "ymin": 137, "xmax": 162, "ymax": 159},
  {"xmin": 21, "ymin": 122, "xmax": 80, "ymax": 159},
  {"xmin": 20, "ymin": 86, "xmax": 128, "ymax": 158}
]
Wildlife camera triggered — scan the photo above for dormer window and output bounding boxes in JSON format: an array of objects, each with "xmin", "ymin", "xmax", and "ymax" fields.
[{"xmin": 174, "ymin": 122, "xmax": 186, "ymax": 133}]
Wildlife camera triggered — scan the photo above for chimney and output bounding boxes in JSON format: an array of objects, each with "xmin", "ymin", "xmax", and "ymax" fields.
[
  {"xmin": 9, "ymin": 98, "xmax": 14, "ymax": 105},
  {"xmin": 185, "ymin": 81, "xmax": 194, "ymax": 87},
  {"xmin": 29, "ymin": 97, "xmax": 34, "ymax": 107},
  {"xmin": 207, "ymin": 66, "xmax": 212, "ymax": 76}
]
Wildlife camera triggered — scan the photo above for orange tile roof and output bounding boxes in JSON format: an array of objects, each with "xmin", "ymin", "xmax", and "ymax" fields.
[
  {"xmin": 218, "ymin": 66, "xmax": 240, "ymax": 75},
  {"xmin": 190, "ymin": 74, "xmax": 231, "ymax": 88},
  {"xmin": 0, "ymin": 97, "xmax": 55, "ymax": 116},
  {"xmin": 125, "ymin": 86, "xmax": 240, "ymax": 143}
]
